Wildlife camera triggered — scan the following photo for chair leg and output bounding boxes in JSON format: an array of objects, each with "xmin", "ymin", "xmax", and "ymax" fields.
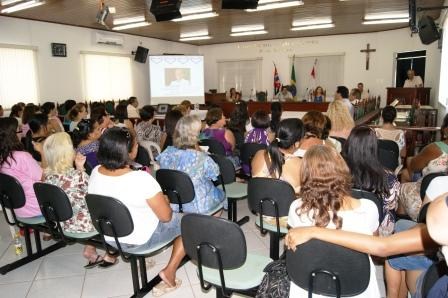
[
  {"xmin": 227, "ymin": 200, "xmax": 233, "ymax": 221},
  {"xmin": 34, "ymin": 230, "xmax": 42, "ymax": 252},
  {"xmin": 229, "ymin": 198, "xmax": 250, "ymax": 226},
  {"xmin": 130, "ymin": 257, "xmax": 140, "ymax": 296},
  {"xmin": 269, "ymin": 232, "xmax": 280, "ymax": 260},
  {"xmin": 23, "ymin": 228, "xmax": 33, "ymax": 256},
  {"xmin": 138, "ymin": 256, "xmax": 148, "ymax": 288}
]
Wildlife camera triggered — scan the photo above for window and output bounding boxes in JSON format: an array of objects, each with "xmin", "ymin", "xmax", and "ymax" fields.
[
  {"xmin": 217, "ymin": 58, "xmax": 262, "ymax": 100},
  {"xmin": 395, "ymin": 50, "xmax": 426, "ymax": 88},
  {"xmin": 439, "ymin": 17, "xmax": 448, "ymax": 107},
  {"xmin": 82, "ymin": 53, "xmax": 133, "ymax": 101},
  {"xmin": 0, "ymin": 46, "xmax": 39, "ymax": 108},
  {"xmin": 292, "ymin": 54, "xmax": 344, "ymax": 101}
]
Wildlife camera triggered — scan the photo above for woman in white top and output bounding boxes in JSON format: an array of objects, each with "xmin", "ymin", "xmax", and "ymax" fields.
[
  {"xmin": 287, "ymin": 145, "xmax": 380, "ymax": 297},
  {"xmin": 88, "ymin": 127, "xmax": 185, "ymax": 296},
  {"xmin": 375, "ymin": 106, "xmax": 406, "ymax": 159}
]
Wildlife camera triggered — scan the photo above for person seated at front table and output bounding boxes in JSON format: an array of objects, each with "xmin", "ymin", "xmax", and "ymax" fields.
[
  {"xmin": 157, "ymin": 115, "xmax": 225, "ymax": 214},
  {"xmin": 276, "ymin": 86, "xmax": 293, "ymax": 102},
  {"xmin": 327, "ymin": 100, "xmax": 355, "ymax": 140},
  {"xmin": 88, "ymin": 127, "xmax": 185, "ymax": 295},
  {"xmin": 313, "ymin": 86, "xmax": 325, "ymax": 103},
  {"xmin": 228, "ymin": 87, "xmax": 238, "ymax": 102},
  {"xmin": 287, "ymin": 145, "xmax": 380, "ymax": 297}
]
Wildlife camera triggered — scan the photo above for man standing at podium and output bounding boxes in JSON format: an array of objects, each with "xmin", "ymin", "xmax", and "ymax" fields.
[{"xmin": 403, "ymin": 69, "xmax": 423, "ymax": 88}]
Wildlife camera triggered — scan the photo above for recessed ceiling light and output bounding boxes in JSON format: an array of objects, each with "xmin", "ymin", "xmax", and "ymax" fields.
[
  {"xmin": 246, "ymin": 0, "xmax": 304, "ymax": 12},
  {"xmin": 1, "ymin": 0, "xmax": 22, "ymax": 5},
  {"xmin": 172, "ymin": 12, "xmax": 218, "ymax": 22},
  {"xmin": 291, "ymin": 23, "xmax": 335, "ymax": 31},
  {"xmin": 1, "ymin": 0, "xmax": 44, "ymax": 13},
  {"xmin": 112, "ymin": 21, "xmax": 151, "ymax": 31},
  {"xmin": 180, "ymin": 30, "xmax": 209, "ymax": 38},
  {"xmin": 180, "ymin": 36, "xmax": 212, "ymax": 41},
  {"xmin": 292, "ymin": 18, "xmax": 332, "ymax": 27},
  {"xmin": 230, "ymin": 30, "xmax": 268, "ymax": 36},
  {"xmin": 364, "ymin": 12, "xmax": 409, "ymax": 20},
  {"xmin": 180, "ymin": 4, "xmax": 212, "ymax": 15},
  {"xmin": 362, "ymin": 18, "xmax": 409, "ymax": 25},
  {"xmin": 113, "ymin": 15, "xmax": 146, "ymax": 25},
  {"xmin": 232, "ymin": 24, "xmax": 265, "ymax": 33}
]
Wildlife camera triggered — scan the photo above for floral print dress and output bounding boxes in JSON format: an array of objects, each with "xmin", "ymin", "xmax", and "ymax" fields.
[
  {"xmin": 156, "ymin": 147, "xmax": 225, "ymax": 214},
  {"xmin": 45, "ymin": 168, "xmax": 95, "ymax": 233}
]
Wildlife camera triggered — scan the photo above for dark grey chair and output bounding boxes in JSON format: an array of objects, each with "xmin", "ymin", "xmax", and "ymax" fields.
[
  {"xmin": 421, "ymin": 260, "xmax": 448, "ymax": 298},
  {"xmin": 200, "ymin": 138, "xmax": 226, "ymax": 156},
  {"xmin": 378, "ymin": 148, "xmax": 399, "ymax": 172},
  {"xmin": 286, "ymin": 239, "xmax": 371, "ymax": 297},
  {"xmin": 248, "ymin": 177, "xmax": 296, "ymax": 260},
  {"xmin": 181, "ymin": 213, "xmax": 271, "ymax": 298},
  {"xmin": 240, "ymin": 143, "xmax": 267, "ymax": 177},
  {"xmin": 0, "ymin": 173, "xmax": 65, "ymax": 275},
  {"xmin": 351, "ymin": 188, "xmax": 384, "ymax": 222}
]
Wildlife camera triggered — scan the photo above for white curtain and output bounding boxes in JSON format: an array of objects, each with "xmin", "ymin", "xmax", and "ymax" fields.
[
  {"xmin": 0, "ymin": 47, "xmax": 38, "ymax": 108},
  {"xmin": 293, "ymin": 54, "xmax": 344, "ymax": 101},
  {"xmin": 217, "ymin": 59, "xmax": 262, "ymax": 100},
  {"xmin": 83, "ymin": 53, "xmax": 133, "ymax": 101}
]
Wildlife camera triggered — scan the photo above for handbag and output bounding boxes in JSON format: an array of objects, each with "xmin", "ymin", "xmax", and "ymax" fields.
[{"xmin": 256, "ymin": 258, "xmax": 290, "ymax": 298}]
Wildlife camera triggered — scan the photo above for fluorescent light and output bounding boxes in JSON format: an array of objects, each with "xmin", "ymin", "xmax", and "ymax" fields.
[
  {"xmin": 246, "ymin": 0, "xmax": 303, "ymax": 12},
  {"xmin": 364, "ymin": 12, "xmax": 409, "ymax": 20},
  {"xmin": 172, "ymin": 12, "xmax": 218, "ymax": 22},
  {"xmin": 232, "ymin": 24, "xmax": 265, "ymax": 33},
  {"xmin": 230, "ymin": 30, "xmax": 268, "ymax": 36},
  {"xmin": 112, "ymin": 21, "xmax": 151, "ymax": 31},
  {"xmin": 1, "ymin": 0, "xmax": 44, "ymax": 13},
  {"xmin": 113, "ymin": 15, "xmax": 145, "ymax": 25},
  {"xmin": 180, "ymin": 30, "xmax": 209, "ymax": 38},
  {"xmin": 292, "ymin": 18, "xmax": 332, "ymax": 27},
  {"xmin": 291, "ymin": 23, "xmax": 335, "ymax": 31},
  {"xmin": 362, "ymin": 18, "xmax": 409, "ymax": 25},
  {"xmin": 1, "ymin": 0, "xmax": 22, "ymax": 5},
  {"xmin": 258, "ymin": 0, "xmax": 284, "ymax": 3},
  {"xmin": 180, "ymin": 36, "xmax": 212, "ymax": 41},
  {"xmin": 180, "ymin": 4, "xmax": 212, "ymax": 15}
]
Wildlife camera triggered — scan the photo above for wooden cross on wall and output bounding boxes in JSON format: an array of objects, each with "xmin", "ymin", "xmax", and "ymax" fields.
[{"xmin": 360, "ymin": 43, "xmax": 376, "ymax": 70}]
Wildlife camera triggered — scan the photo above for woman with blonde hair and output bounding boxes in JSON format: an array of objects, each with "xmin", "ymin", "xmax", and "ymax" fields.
[
  {"xmin": 157, "ymin": 115, "xmax": 225, "ymax": 214},
  {"xmin": 327, "ymin": 100, "xmax": 355, "ymax": 139},
  {"xmin": 43, "ymin": 132, "xmax": 117, "ymax": 268},
  {"xmin": 287, "ymin": 145, "xmax": 380, "ymax": 297}
]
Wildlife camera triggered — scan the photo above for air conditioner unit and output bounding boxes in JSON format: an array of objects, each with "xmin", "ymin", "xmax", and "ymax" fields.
[{"xmin": 95, "ymin": 32, "xmax": 124, "ymax": 45}]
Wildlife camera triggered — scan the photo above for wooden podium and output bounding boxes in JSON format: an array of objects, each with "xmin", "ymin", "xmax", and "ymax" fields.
[{"xmin": 386, "ymin": 87, "xmax": 430, "ymax": 105}]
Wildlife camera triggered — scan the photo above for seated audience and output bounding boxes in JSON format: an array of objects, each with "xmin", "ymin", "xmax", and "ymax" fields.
[
  {"xmin": 349, "ymin": 88, "xmax": 361, "ymax": 104},
  {"xmin": 114, "ymin": 102, "xmax": 135, "ymax": 135},
  {"xmin": 62, "ymin": 99, "xmax": 77, "ymax": 127},
  {"xmin": 227, "ymin": 101, "xmax": 249, "ymax": 152},
  {"xmin": 88, "ymin": 127, "xmax": 185, "ymax": 294},
  {"xmin": 335, "ymin": 85, "xmax": 354, "ymax": 118},
  {"xmin": 244, "ymin": 110, "xmax": 270, "ymax": 146},
  {"xmin": 21, "ymin": 104, "xmax": 38, "ymax": 138},
  {"xmin": 9, "ymin": 103, "xmax": 24, "ymax": 125},
  {"xmin": 343, "ymin": 126, "xmax": 400, "ymax": 236},
  {"xmin": 296, "ymin": 111, "xmax": 333, "ymax": 157},
  {"xmin": 161, "ymin": 109, "xmax": 183, "ymax": 151},
  {"xmin": 73, "ymin": 119, "xmax": 102, "ymax": 168},
  {"xmin": 399, "ymin": 114, "xmax": 448, "ymax": 220},
  {"xmin": 327, "ymin": 100, "xmax": 355, "ymax": 139},
  {"xmin": 127, "ymin": 96, "xmax": 140, "ymax": 119},
  {"xmin": 41, "ymin": 101, "xmax": 64, "ymax": 133},
  {"xmin": 375, "ymin": 105, "xmax": 406, "ymax": 159},
  {"xmin": 179, "ymin": 100, "xmax": 192, "ymax": 115},
  {"xmin": 90, "ymin": 105, "xmax": 113, "ymax": 133},
  {"xmin": 68, "ymin": 103, "xmax": 88, "ymax": 132},
  {"xmin": 25, "ymin": 114, "xmax": 49, "ymax": 161},
  {"xmin": 0, "ymin": 118, "xmax": 42, "ymax": 218},
  {"xmin": 269, "ymin": 102, "xmax": 282, "ymax": 138},
  {"xmin": 136, "ymin": 105, "xmax": 164, "ymax": 151},
  {"xmin": 313, "ymin": 86, "xmax": 325, "ymax": 103},
  {"xmin": 287, "ymin": 145, "xmax": 380, "ymax": 297},
  {"xmin": 322, "ymin": 116, "xmax": 342, "ymax": 153},
  {"xmin": 42, "ymin": 132, "xmax": 116, "ymax": 268},
  {"xmin": 157, "ymin": 115, "xmax": 225, "ymax": 214}
]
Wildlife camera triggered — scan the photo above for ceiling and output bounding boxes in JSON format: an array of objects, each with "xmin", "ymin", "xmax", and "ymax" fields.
[{"xmin": 0, "ymin": 0, "xmax": 444, "ymax": 45}]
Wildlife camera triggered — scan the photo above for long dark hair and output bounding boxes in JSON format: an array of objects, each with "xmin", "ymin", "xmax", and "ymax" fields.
[
  {"xmin": 72, "ymin": 119, "xmax": 97, "ymax": 148},
  {"xmin": 163, "ymin": 109, "xmax": 183, "ymax": 150},
  {"xmin": 9, "ymin": 104, "xmax": 24, "ymax": 118},
  {"xmin": 270, "ymin": 102, "xmax": 282, "ymax": 131},
  {"xmin": 267, "ymin": 118, "xmax": 304, "ymax": 177},
  {"xmin": 41, "ymin": 102, "xmax": 56, "ymax": 116},
  {"xmin": 97, "ymin": 127, "xmax": 133, "ymax": 170},
  {"xmin": 342, "ymin": 126, "xmax": 389, "ymax": 195},
  {"xmin": 114, "ymin": 103, "xmax": 128, "ymax": 123},
  {"xmin": 0, "ymin": 118, "xmax": 23, "ymax": 167},
  {"xmin": 22, "ymin": 104, "xmax": 38, "ymax": 125},
  {"xmin": 228, "ymin": 101, "xmax": 249, "ymax": 133}
]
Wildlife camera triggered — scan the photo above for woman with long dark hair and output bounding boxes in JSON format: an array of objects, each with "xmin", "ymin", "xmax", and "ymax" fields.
[
  {"xmin": 73, "ymin": 119, "xmax": 102, "ymax": 168},
  {"xmin": 25, "ymin": 114, "xmax": 49, "ymax": 161},
  {"xmin": 161, "ymin": 109, "xmax": 183, "ymax": 151},
  {"xmin": 41, "ymin": 101, "xmax": 64, "ymax": 133},
  {"xmin": 269, "ymin": 102, "xmax": 282, "ymax": 134}
]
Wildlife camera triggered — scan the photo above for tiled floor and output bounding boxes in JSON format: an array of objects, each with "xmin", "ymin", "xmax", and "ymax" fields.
[{"xmin": 0, "ymin": 201, "xmax": 387, "ymax": 297}]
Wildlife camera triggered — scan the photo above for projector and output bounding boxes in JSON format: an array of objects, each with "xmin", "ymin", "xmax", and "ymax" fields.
[{"xmin": 96, "ymin": 5, "xmax": 109, "ymax": 26}]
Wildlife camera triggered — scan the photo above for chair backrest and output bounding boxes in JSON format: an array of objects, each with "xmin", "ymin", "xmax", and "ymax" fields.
[
  {"xmin": 210, "ymin": 154, "xmax": 235, "ymax": 185},
  {"xmin": 0, "ymin": 173, "xmax": 26, "ymax": 210},
  {"xmin": 420, "ymin": 172, "xmax": 447, "ymax": 200},
  {"xmin": 248, "ymin": 177, "xmax": 296, "ymax": 217},
  {"xmin": 417, "ymin": 202, "xmax": 430, "ymax": 224},
  {"xmin": 181, "ymin": 213, "xmax": 246, "ymax": 270},
  {"xmin": 378, "ymin": 148, "xmax": 399, "ymax": 172},
  {"xmin": 421, "ymin": 260, "xmax": 448, "ymax": 298},
  {"xmin": 378, "ymin": 139, "xmax": 399, "ymax": 156},
  {"xmin": 85, "ymin": 194, "xmax": 133, "ymax": 238},
  {"xmin": 135, "ymin": 144, "xmax": 152, "ymax": 167},
  {"xmin": 155, "ymin": 169, "xmax": 195, "ymax": 210},
  {"xmin": 351, "ymin": 188, "xmax": 383, "ymax": 222},
  {"xmin": 240, "ymin": 143, "xmax": 267, "ymax": 166},
  {"xmin": 33, "ymin": 182, "xmax": 73, "ymax": 222},
  {"xmin": 199, "ymin": 139, "xmax": 226, "ymax": 156},
  {"xmin": 286, "ymin": 239, "xmax": 371, "ymax": 297},
  {"xmin": 139, "ymin": 140, "xmax": 161, "ymax": 164}
]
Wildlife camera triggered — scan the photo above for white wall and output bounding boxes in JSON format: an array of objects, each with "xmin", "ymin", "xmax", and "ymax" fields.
[
  {"xmin": 199, "ymin": 28, "xmax": 442, "ymax": 107},
  {"xmin": 0, "ymin": 16, "xmax": 199, "ymax": 106},
  {"xmin": 436, "ymin": 3, "xmax": 448, "ymax": 125}
]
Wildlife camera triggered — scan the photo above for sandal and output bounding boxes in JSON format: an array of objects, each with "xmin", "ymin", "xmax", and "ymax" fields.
[
  {"xmin": 84, "ymin": 255, "xmax": 103, "ymax": 269},
  {"xmin": 98, "ymin": 258, "xmax": 119, "ymax": 268},
  {"xmin": 152, "ymin": 279, "xmax": 182, "ymax": 297}
]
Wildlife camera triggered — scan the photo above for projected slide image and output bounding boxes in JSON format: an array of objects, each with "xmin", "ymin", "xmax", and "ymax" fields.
[{"xmin": 166, "ymin": 68, "xmax": 191, "ymax": 87}]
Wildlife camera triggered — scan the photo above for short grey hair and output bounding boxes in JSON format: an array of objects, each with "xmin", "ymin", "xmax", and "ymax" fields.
[{"xmin": 173, "ymin": 115, "xmax": 202, "ymax": 149}]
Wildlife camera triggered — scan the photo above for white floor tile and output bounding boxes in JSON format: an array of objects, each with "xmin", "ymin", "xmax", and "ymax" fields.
[
  {"xmin": 0, "ymin": 281, "xmax": 32, "ymax": 298},
  {"xmin": 0, "ymin": 245, "xmax": 43, "ymax": 284},
  {"xmin": 27, "ymin": 275, "xmax": 84, "ymax": 298},
  {"xmin": 35, "ymin": 253, "xmax": 86, "ymax": 280},
  {"xmin": 82, "ymin": 268, "xmax": 133, "ymax": 298}
]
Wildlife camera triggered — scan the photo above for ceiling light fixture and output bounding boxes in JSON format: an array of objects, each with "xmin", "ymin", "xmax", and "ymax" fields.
[
  {"xmin": 232, "ymin": 24, "xmax": 265, "ymax": 33},
  {"xmin": 180, "ymin": 36, "xmax": 212, "ymax": 41},
  {"xmin": 292, "ymin": 18, "xmax": 332, "ymax": 27},
  {"xmin": 1, "ymin": 0, "xmax": 44, "ymax": 13},
  {"xmin": 291, "ymin": 23, "xmax": 335, "ymax": 31},
  {"xmin": 364, "ymin": 12, "xmax": 409, "ymax": 20},
  {"xmin": 246, "ymin": 0, "xmax": 304, "ymax": 12},
  {"xmin": 113, "ymin": 15, "xmax": 146, "ymax": 25},
  {"xmin": 172, "ymin": 11, "xmax": 218, "ymax": 22},
  {"xmin": 112, "ymin": 21, "xmax": 151, "ymax": 31},
  {"xmin": 180, "ymin": 4, "xmax": 212, "ymax": 15},
  {"xmin": 1, "ymin": 0, "xmax": 23, "ymax": 5},
  {"xmin": 180, "ymin": 30, "xmax": 209, "ymax": 38},
  {"xmin": 362, "ymin": 18, "xmax": 409, "ymax": 25},
  {"xmin": 230, "ymin": 30, "xmax": 268, "ymax": 36}
]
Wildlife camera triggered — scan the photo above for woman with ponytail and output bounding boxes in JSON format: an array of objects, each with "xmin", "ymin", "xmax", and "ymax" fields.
[{"xmin": 73, "ymin": 119, "xmax": 102, "ymax": 168}]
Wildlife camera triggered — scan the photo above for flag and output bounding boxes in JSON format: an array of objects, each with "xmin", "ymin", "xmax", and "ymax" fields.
[
  {"xmin": 273, "ymin": 63, "xmax": 281, "ymax": 95},
  {"xmin": 290, "ymin": 61, "xmax": 297, "ymax": 98},
  {"xmin": 310, "ymin": 59, "xmax": 317, "ymax": 79}
]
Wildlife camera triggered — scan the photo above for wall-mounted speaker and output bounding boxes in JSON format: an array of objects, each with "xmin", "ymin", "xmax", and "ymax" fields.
[
  {"xmin": 149, "ymin": 0, "xmax": 182, "ymax": 22},
  {"xmin": 134, "ymin": 46, "xmax": 149, "ymax": 63},
  {"xmin": 419, "ymin": 15, "xmax": 440, "ymax": 45},
  {"xmin": 222, "ymin": 0, "xmax": 258, "ymax": 9}
]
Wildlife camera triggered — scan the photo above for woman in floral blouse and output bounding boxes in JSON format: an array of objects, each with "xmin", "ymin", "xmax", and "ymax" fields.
[
  {"xmin": 157, "ymin": 115, "xmax": 225, "ymax": 214},
  {"xmin": 43, "ymin": 132, "xmax": 116, "ymax": 268}
]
